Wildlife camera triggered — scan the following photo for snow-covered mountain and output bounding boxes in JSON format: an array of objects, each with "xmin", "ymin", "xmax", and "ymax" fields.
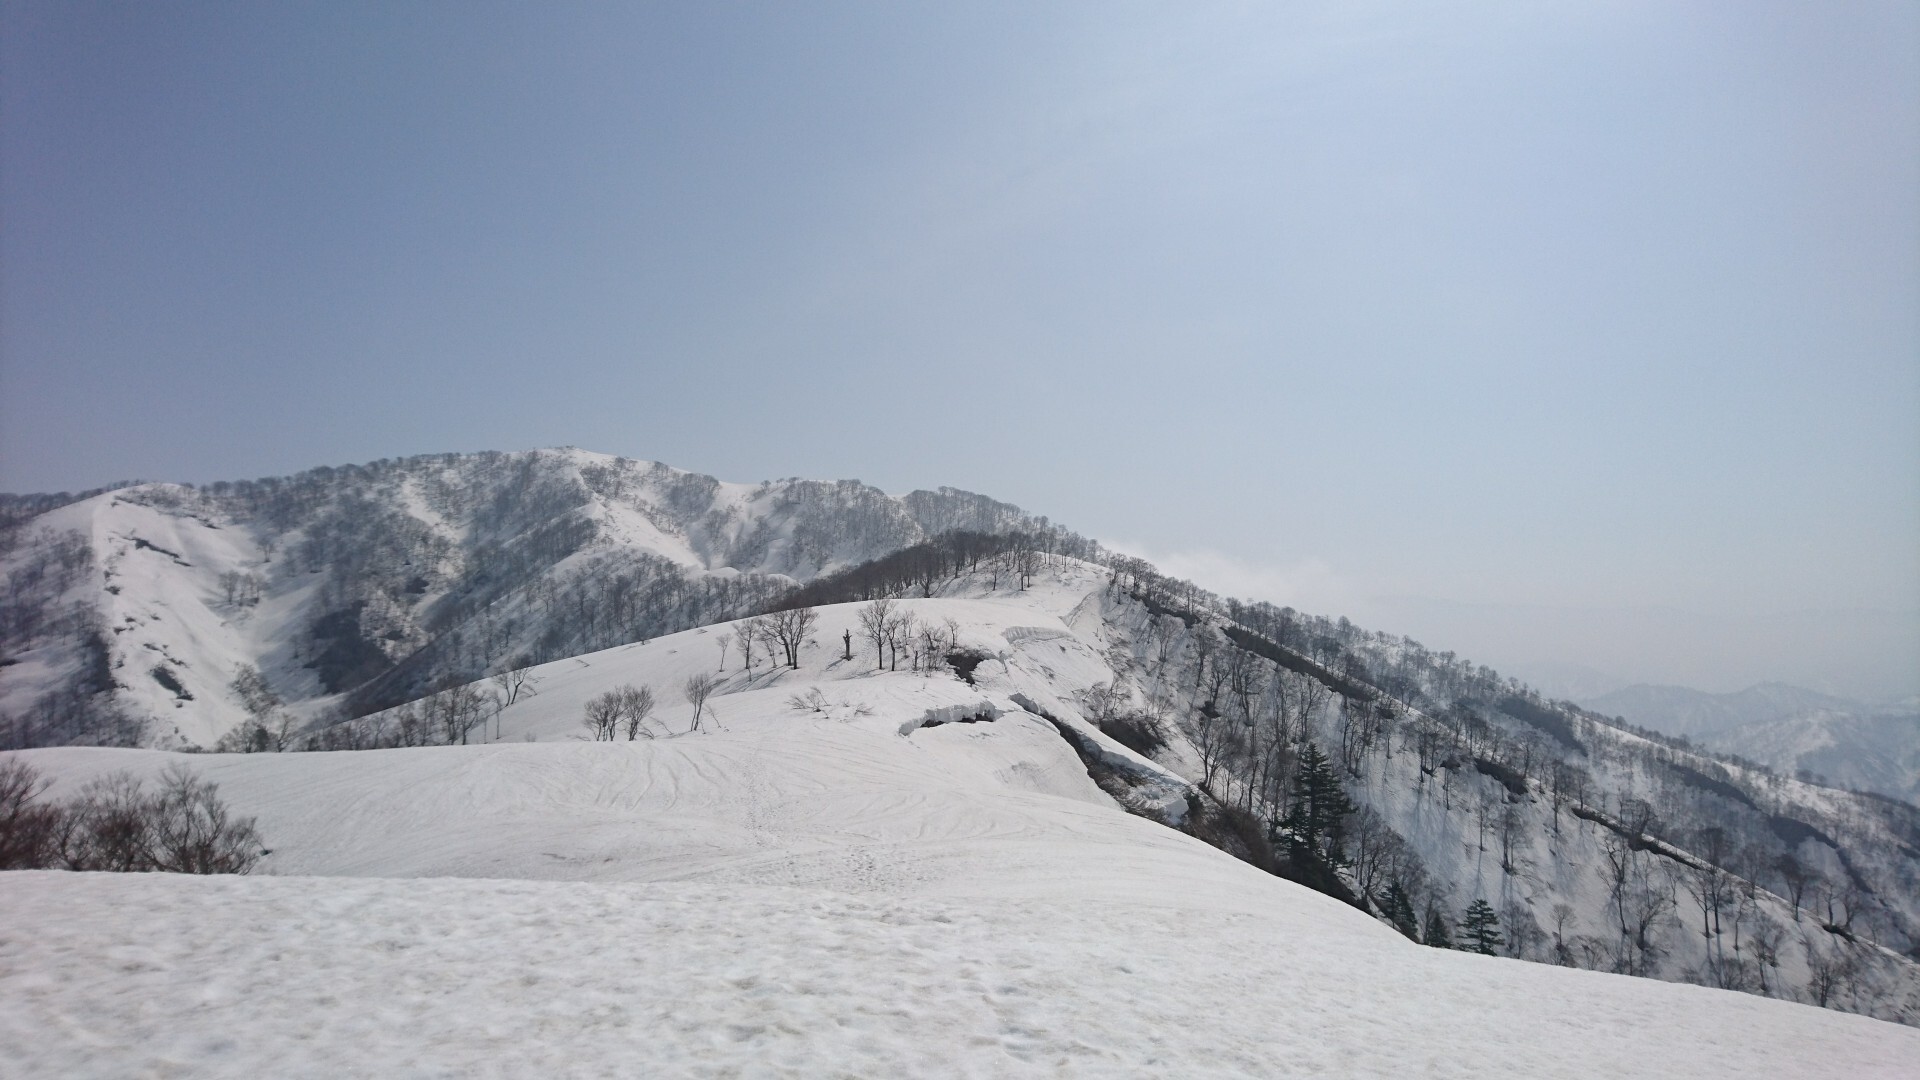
[
  {"xmin": 6, "ymin": 449, "xmax": 1920, "ymax": 1062},
  {"xmin": 0, "ymin": 449, "xmax": 1055, "ymax": 749},
  {"xmin": 7, "ymin": 566, "xmax": 1919, "ymax": 1074},
  {"xmin": 1587, "ymin": 683, "xmax": 1920, "ymax": 805}
]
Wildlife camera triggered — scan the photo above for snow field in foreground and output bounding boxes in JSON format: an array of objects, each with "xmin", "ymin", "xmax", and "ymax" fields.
[{"xmin": 4, "ymin": 871, "xmax": 1915, "ymax": 1080}]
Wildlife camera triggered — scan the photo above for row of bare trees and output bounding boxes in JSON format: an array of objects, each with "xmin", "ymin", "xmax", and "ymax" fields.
[
  {"xmin": 723, "ymin": 607, "xmax": 820, "ymax": 674},
  {"xmin": 582, "ymin": 675, "xmax": 724, "ymax": 740},
  {"xmin": 0, "ymin": 759, "xmax": 264, "ymax": 874},
  {"xmin": 854, "ymin": 599, "xmax": 962, "ymax": 674},
  {"xmin": 772, "ymin": 528, "xmax": 1098, "ymax": 611},
  {"xmin": 583, "ymin": 685, "xmax": 657, "ymax": 740}
]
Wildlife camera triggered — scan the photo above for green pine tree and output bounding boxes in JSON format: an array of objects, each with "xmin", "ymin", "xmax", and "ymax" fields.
[
  {"xmin": 1423, "ymin": 906, "xmax": 1453, "ymax": 949},
  {"xmin": 1460, "ymin": 898, "xmax": 1504, "ymax": 955},
  {"xmin": 1278, "ymin": 741, "xmax": 1356, "ymax": 870},
  {"xmin": 1383, "ymin": 883, "xmax": 1420, "ymax": 941}
]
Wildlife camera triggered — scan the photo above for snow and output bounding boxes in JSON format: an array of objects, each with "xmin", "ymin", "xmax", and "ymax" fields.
[
  {"xmin": 5, "ymin": 871, "xmax": 1915, "ymax": 1079},
  {"xmin": 6, "ymin": 572, "xmax": 1919, "ymax": 1074}
]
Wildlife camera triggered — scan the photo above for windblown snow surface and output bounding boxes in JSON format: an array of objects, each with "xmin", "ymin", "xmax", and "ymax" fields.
[{"xmin": 5, "ymin": 574, "xmax": 1917, "ymax": 1077}]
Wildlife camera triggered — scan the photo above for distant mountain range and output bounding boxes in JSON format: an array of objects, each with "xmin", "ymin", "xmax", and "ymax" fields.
[{"xmin": 1583, "ymin": 682, "xmax": 1920, "ymax": 805}]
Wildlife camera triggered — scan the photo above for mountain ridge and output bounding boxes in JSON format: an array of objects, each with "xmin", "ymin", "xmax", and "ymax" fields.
[{"xmin": 5, "ymin": 447, "xmax": 1919, "ymax": 1029}]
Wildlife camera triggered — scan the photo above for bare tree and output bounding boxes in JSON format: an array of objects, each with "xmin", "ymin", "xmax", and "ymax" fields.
[
  {"xmin": 0, "ymin": 758, "xmax": 60, "ymax": 869},
  {"xmin": 717, "ymin": 636, "xmax": 730, "ymax": 671},
  {"xmin": 1182, "ymin": 702, "xmax": 1232, "ymax": 795},
  {"xmin": 147, "ymin": 765, "xmax": 266, "ymax": 874},
  {"xmin": 1346, "ymin": 804, "xmax": 1403, "ymax": 902},
  {"xmin": 683, "ymin": 673, "xmax": 722, "ymax": 732},
  {"xmin": 1010, "ymin": 534, "xmax": 1041, "ymax": 590},
  {"xmin": 1550, "ymin": 902, "xmax": 1578, "ymax": 966},
  {"xmin": 490, "ymin": 664, "xmax": 539, "ymax": 709},
  {"xmin": 888, "ymin": 611, "xmax": 915, "ymax": 671},
  {"xmin": 619, "ymin": 684, "xmax": 657, "ymax": 740},
  {"xmin": 1501, "ymin": 897, "xmax": 1545, "ymax": 961},
  {"xmin": 1748, "ymin": 914, "xmax": 1784, "ymax": 994},
  {"xmin": 1681, "ymin": 826, "xmax": 1737, "ymax": 946},
  {"xmin": 1807, "ymin": 946, "xmax": 1858, "ymax": 1008},
  {"xmin": 1619, "ymin": 859, "xmax": 1677, "ymax": 976},
  {"xmin": 428, "ymin": 683, "xmax": 493, "ymax": 745},
  {"xmin": 1775, "ymin": 853, "xmax": 1814, "ymax": 921},
  {"xmin": 1497, "ymin": 802, "xmax": 1527, "ymax": 873},
  {"xmin": 582, "ymin": 691, "xmax": 623, "ymax": 741},
  {"xmin": 735, "ymin": 618, "xmax": 762, "ymax": 674},
  {"xmin": 50, "ymin": 767, "xmax": 263, "ymax": 874},
  {"xmin": 764, "ymin": 607, "xmax": 818, "ymax": 669},
  {"xmin": 858, "ymin": 598, "xmax": 894, "ymax": 671}
]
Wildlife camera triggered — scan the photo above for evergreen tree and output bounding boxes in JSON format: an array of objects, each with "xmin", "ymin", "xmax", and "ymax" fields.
[
  {"xmin": 1423, "ymin": 905, "xmax": 1454, "ymax": 949},
  {"xmin": 1383, "ymin": 882, "xmax": 1420, "ymax": 941},
  {"xmin": 1274, "ymin": 741, "xmax": 1356, "ymax": 872},
  {"xmin": 1461, "ymin": 898, "xmax": 1504, "ymax": 955}
]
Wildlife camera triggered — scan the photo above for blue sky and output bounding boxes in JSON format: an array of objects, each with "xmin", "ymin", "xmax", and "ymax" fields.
[{"xmin": 3, "ymin": 2, "xmax": 1915, "ymax": 698}]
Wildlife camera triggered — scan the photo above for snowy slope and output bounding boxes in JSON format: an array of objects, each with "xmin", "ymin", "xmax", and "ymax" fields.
[
  {"xmin": 7, "ymin": 566, "xmax": 1920, "ymax": 1075},
  {"xmin": 7, "ymin": 871, "xmax": 1915, "ymax": 1080},
  {"xmin": 6, "ymin": 570, "xmax": 1189, "ymax": 891},
  {"xmin": 0, "ymin": 450, "xmax": 1043, "ymax": 750}
]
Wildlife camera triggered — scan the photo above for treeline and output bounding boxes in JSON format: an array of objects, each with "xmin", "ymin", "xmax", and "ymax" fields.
[
  {"xmin": 770, "ymin": 527, "xmax": 1102, "ymax": 610},
  {"xmin": 0, "ymin": 481, "xmax": 143, "ymax": 532}
]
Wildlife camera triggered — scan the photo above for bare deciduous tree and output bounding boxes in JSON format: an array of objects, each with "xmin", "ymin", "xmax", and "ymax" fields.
[
  {"xmin": 30, "ymin": 765, "xmax": 265, "ymax": 874},
  {"xmin": 683, "ymin": 673, "xmax": 722, "ymax": 732},
  {"xmin": 734, "ymin": 619, "xmax": 762, "ymax": 674},
  {"xmin": 490, "ymin": 664, "xmax": 539, "ymax": 709},
  {"xmin": 428, "ymin": 683, "xmax": 493, "ymax": 745},
  {"xmin": 858, "ymin": 598, "xmax": 894, "ymax": 671},
  {"xmin": 0, "ymin": 758, "xmax": 60, "ymax": 869},
  {"xmin": 763, "ymin": 606, "xmax": 818, "ymax": 669},
  {"xmin": 582, "ymin": 691, "xmax": 623, "ymax": 741},
  {"xmin": 1775, "ymin": 852, "xmax": 1814, "ymax": 921},
  {"xmin": 619, "ymin": 684, "xmax": 657, "ymax": 740}
]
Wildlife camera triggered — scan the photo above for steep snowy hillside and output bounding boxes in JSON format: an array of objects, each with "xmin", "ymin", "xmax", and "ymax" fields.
[
  {"xmin": 6, "ymin": 568, "xmax": 1918, "ymax": 1076},
  {"xmin": 0, "ymin": 450, "xmax": 1057, "ymax": 750},
  {"xmin": 1588, "ymin": 683, "xmax": 1920, "ymax": 804}
]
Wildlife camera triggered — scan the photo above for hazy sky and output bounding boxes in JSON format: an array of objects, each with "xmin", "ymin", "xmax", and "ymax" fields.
[{"xmin": 4, "ymin": 3, "xmax": 1916, "ymax": 699}]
